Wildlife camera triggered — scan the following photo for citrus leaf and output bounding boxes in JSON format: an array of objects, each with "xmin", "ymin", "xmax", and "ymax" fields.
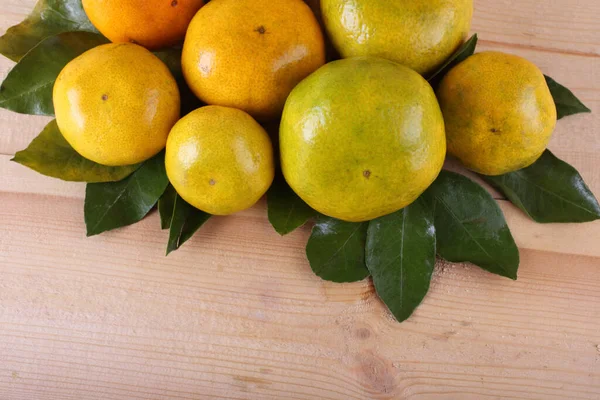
[
  {"xmin": 366, "ymin": 199, "xmax": 436, "ymax": 323},
  {"xmin": 158, "ymin": 184, "xmax": 177, "ymax": 230},
  {"xmin": 12, "ymin": 119, "xmax": 139, "ymax": 182},
  {"xmin": 0, "ymin": 32, "xmax": 108, "ymax": 116},
  {"xmin": 423, "ymin": 170, "xmax": 519, "ymax": 280},
  {"xmin": 0, "ymin": 0, "xmax": 99, "ymax": 62},
  {"xmin": 267, "ymin": 175, "xmax": 318, "ymax": 235},
  {"xmin": 179, "ymin": 80, "xmax": 205, "ymax": 117},
  {"xmin": 306, "ymin": 217, "xmax": 369, "ymax": 283},
  {"xmin": 167, "ymin": 195, "xmax": 211, "ymax": 255},
  {"xmin": 84, "ymin": 152, "xmax": 169, "ymax": 237},
  {"xmin": 154, "ymin": 49, "xmax": 205, "ymax": 117},
  {"xmin": 483, "ymin": 150, "xmax": 600, "ymax": 223},
  {"xmin": 428, "ymin": 34, "xmax": 478, "ymax": 88},
  {"xmin": 154, "ymin": 48, "xmax": 183, "ymax": 81},
  {"xmin": 545, "ymin": 75, "xmax": 591, "ymax": 120}
]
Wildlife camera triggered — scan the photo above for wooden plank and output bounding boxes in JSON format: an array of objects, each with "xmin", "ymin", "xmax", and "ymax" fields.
[
  {"xmin": 0, "ymin": 155, "xmax": 84, "ymax": 199},
  {"xmin": 2, "ymin": 154, "xmax": 600, "ymax": 259},
  {"xmin": 498, "ymin": 201, "xmax": 600, "ymax": 258},
  {"xmin": 1, "ymin": 1, "xmax": 599, "ymax": 399},
  {"xmin": 0, "ymin": 191, "xmax": 599, "ymax": 400},
  {"xmin": 473, "ymin": 0, "xmax": 600, "ymax": 57}
]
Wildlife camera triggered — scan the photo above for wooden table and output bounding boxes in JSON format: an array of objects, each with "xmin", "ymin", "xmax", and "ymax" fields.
[{"xmin": 1, "ymin": 1, "xmax": 599, "ymax": 399}]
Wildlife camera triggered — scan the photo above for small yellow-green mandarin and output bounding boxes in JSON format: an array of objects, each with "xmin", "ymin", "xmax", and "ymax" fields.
[
  {"xmin": 165, "ymin": 106, "xmax": 275, "ymax": 215},
  {"xmin": 437, "ymin": 51, "xmax": 557, "ymax": 176},
  {"xmin": 321, "ymin": 0, "xmax": 473, "ymax": 76},
  {"xmin": 53, "ymin": 43, "xmax": 180, "ymax": 166},
  {"xmin": 280, "ymin": 57, "xmax": 446, "ymax": 222}
]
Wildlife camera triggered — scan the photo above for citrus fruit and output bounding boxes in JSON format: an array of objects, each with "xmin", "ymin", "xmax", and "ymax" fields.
[
  {"xmin": 437, "ymin": 51, "xmax": 557, "ymax": 176},
  {"xmin": 165, "ymin": 106, "xmax": 275, "ymax": 215},
  {"xmin": 280, "ymin": 57, "xmax": 446, "ymax": 222},
  {"xmin": 53, "ymin": 43, "xmax": 180, "ymax": 166},
  {"xmin": 320, "ymin": 0, "xmax": 473, "ymax": 75},
  {"xmin": 82, "ymin": 0, "xmax": 205, "ymax": 50},
  {"xmin": 182, "ymin": 0, "xmax": 326, "ymax": 120}
]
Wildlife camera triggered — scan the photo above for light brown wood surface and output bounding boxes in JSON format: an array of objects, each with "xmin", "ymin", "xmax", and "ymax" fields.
[{"xmin": 1, "ymin": 1, "xmax": 599, "ymax": 399}]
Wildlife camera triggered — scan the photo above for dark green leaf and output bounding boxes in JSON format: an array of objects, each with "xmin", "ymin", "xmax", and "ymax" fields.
[
  {"xmin": 154, "ymin": 47, "xmax": 205, "ymax": 116},
  {"xmin": 167, "ymin": 195, "xmax": 211, "ymax": 255},
  {"xmin": 179, "ymin": 81, "xmax": 204, "ymax": 117},
  {"xmin": 154, "ymin": 48, "xmax": 183, "ymax": 81},
  {"xmin": 366, "ymin": 199, "xmax": 436, "ymax": 323},
  {"xmin": 158, "ymin": 184, "xmax": 177, "ymax": 230},
  {"xmin": 423, "ymin": 170, "xmax": 519, "ymax": 280},
  {"xmin": 84, "ymin": 152, "xmax": 169, "ymax": 236},
  {"xmin": 544, "ymin": 75, "xmax": 591, "ymax": 119},
  {"xmin": 12, "ymin": 119, "xmax": 139, "ymax": 182},
  {"xmin": 0, "ymin": 32, "xmax": 108, "ymax": 116},
  {"xmin": 428, "ymin": 34, "xmax": 478, "ymax": 87},
  {"xmin": 267, "ymin": 175, "xmax": 318, "ymax": 235},
  {"xmin": 483, "ymin": 150, "xmax": 600, "ymax": 223},
  {"xmin": 306, "ymin": 217, "xmax": 369, "ymax": 283},
  {"xmin": 0, "ymin": 0, "xmax": 99, "ymax": 62}
]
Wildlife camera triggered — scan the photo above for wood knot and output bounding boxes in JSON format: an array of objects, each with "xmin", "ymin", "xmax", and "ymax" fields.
[
  {"xmin": 354, "ymin": 350, "xmax": 397, "ymax": 395},
  {"xmin": 355, "ymin": 327, "xmax": 371, "ymax": 340}
]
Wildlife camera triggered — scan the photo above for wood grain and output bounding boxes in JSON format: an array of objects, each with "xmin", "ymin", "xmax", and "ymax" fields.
[{"xmin": 1, "ymin": 1, "xmax": 599, "ymax": 399}]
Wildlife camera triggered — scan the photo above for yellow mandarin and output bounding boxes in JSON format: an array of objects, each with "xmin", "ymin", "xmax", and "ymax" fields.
[
  {"xmin": 437, "ymin": 51, "xmax": 557, "ymax": 176},
  {"xmin": 321, "ymin": 0, "xmax": 473, "ymax": 76},
  {"xmin": 165, "ymin": 106, "xmax": 275, "ymax": 215},
  {"xmin": 82, "ymin": 0, "xmax": 205, "ymax": 49},
  {"xmin": 182, "ymin": 0, "xmax": 326, "ymax": 120},
  {"xmin": 280, "ymin": 57, "xmax": 446, "ymax": 222},
  {"xmin": 53, "ymin": 43, "xmax": 180, "ymax": 166}
]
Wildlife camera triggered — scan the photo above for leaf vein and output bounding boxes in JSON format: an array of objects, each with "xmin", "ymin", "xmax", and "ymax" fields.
[
  {"xmin": 319, "ymin": 223, "xmax": 364, "ymax": 269},
  {"xmin": 282, "ymin": 202, "xmax": 296, "ymax": 232},
  {"xmin": 89, "ymin": 177, "xmax": 135, "ymax": 233},
  {"xmin": 436, "ymin": 196, "xmax": 501, "ymax": 270},
  {"xmin": 509, "ymin": 171, "xmax": 598, "ymax": 215},
  {"xmin": 0, "ymin": 81, "xmax": 53, "ymax": 105}
]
